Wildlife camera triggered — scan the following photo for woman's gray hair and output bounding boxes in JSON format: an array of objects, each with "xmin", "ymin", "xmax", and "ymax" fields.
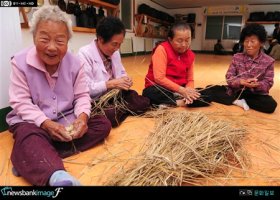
[
  {"xmin": 30, "ymin": 5, "xmax": 73, "ymax": 39},
  {"xmin": 168, "ymin": 21, "xmax": 191, "ymax": 39}
]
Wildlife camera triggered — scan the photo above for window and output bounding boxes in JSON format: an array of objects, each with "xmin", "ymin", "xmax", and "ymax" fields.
[
  {"xmin": 205, "ymin": 16, "xmax": 242, "ymax": 40},
  {"xmin": 205, "ymin": 16, "xmax": 223, "ymax": 39},
  {"xmin": 223, "ymin": 16, "xmax": 242, "ymax": 39},
  {"xmin": 120, "ymin": 0, "xmax": 133, "ymax": 30}
]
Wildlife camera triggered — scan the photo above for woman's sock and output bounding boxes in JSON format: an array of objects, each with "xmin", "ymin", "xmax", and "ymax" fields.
[
  {"xmin": 233, "ymin": 99, "xmax": 250, "ymax": 111},
  {"xmin": 49, "ymin": 170, "xmax": 81, "ymax": 186},
  {"xmin": 176, "ymin": 99, "xmax": 186, "ymax": 107}
]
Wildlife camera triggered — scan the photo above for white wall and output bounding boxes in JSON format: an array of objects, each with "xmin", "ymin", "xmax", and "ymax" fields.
[{"xmin": 0, "ymin": 8, "xmax": 22, "ymax": 108}]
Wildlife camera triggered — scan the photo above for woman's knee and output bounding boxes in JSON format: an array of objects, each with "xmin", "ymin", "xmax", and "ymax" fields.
[
  {"xmin": 250, "ymin": 97, "xmax": 278, "ymax": 113},
  {"xmin": 142, "ymin": 87, "xmax": 154, "ymax": 100},
  {"xmin": 101, "ymin": 117, "xmax": 112, "ymax": 137},
  {"xmin": 88, "ymin": 115, "xmax": 112, "ymax": 138},
  {"xmin": 11, "ymin": 123, "xmax": 50, "ymax": 143},
  {"xmin": 263, "ymin": 100, "xmax": 277, "ymax": 113},
  {"xmin": 130, "ymin": 96, "xmax": 150, "ymax": 112}
]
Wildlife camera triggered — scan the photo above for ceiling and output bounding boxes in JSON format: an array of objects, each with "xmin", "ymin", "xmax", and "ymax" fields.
[{"xmin": 151, "ymin": 0, "xmax": 280, "ymax": 9}]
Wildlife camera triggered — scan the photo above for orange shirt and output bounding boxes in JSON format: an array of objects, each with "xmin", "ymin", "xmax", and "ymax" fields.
[{"xmin": 152, "ymin": 45, "xmax": 194, "ymax": 92}]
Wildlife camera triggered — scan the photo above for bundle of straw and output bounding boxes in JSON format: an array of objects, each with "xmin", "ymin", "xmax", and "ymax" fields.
[
  {"xmin": 106, "ymin": 111, "xmax": 249, "ymax": 186},
  {"xmin": 91, "ymin": 89, "xmax": 135, "ymax": 117}
]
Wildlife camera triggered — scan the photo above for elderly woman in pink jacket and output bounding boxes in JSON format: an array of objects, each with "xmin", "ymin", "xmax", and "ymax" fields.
[
  {"xmin": 78, "ymin": 17, "xmax": 150, "ymax": 127},
  {"xmin": 6, "ymin": 6, "xmax": 111, "ymax": 186}
]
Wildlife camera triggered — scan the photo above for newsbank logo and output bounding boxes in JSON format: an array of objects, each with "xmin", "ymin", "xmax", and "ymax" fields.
[{"xmin": 1, "ymin": 187, "xmax": 63, "ymax": 198}]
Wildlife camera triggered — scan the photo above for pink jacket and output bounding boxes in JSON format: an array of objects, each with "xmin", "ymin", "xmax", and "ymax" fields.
[
  {"xmin": 78, "ymin": 40, "xmax": 127, "ymax": 100},
  {"xmin": 6, "ymin": 47, "xmax": 91, "ymax": 127}
]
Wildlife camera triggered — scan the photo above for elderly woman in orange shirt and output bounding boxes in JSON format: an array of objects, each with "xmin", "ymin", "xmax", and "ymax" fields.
[{"xmin": 143, "ymin": 21, "xmax": 209, "ymax": 107}]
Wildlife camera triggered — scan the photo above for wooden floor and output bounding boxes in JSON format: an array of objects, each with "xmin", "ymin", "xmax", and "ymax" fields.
[{"xmin": 0, "ymin": 54, "xmax": 279, "ymax": 186}]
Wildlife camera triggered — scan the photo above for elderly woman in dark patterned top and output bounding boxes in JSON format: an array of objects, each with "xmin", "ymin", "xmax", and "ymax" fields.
[
  {"xmin": 207, "ymin": 23, "xmax": 277, "ymax": 113},
  {"xmin": 6, "ymin": 6, "xmax": 111, "ymax": 186}
]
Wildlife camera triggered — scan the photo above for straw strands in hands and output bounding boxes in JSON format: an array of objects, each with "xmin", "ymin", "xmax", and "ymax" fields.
[
  {"xmin": 91, "ymin": 89, "xmax": 136, "ymax": 117},
  {"xmin": 106, "ymin": 111, "xmax": 249, "ymax": 186}
]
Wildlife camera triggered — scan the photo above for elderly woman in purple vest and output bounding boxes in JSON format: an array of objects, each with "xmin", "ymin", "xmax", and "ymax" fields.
[
  {"xmin": 78, "ymin": 17, "xmax": 150, "ymax": 127},
  {"xmin": 142, "ymin": 21, "xmax": 209, "ymax": 108},
  {"xmin": 6, "ymin": 6, "xmax": 111, "ymax": 186}
]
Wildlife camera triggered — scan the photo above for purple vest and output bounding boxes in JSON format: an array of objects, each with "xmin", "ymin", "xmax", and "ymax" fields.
[{"xmin": 7, "ymin": 48, "xmax": 81, "ymax": 126}]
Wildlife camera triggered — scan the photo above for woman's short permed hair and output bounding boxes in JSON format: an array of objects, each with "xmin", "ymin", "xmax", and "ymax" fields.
[
  {"xmin": 96, "ymin": 17, "xmax": 125, "ymax": 43},
  {"xmin": 168, "ymin": 21, "xmax": 191, "ymax": 39},
  {"xmin": 30, "ymin": 5, "xmax": 73, "ymax": 39},
  {"xmin": 239, "ymin": 23, "xmax": 267, "ymax": 44}
]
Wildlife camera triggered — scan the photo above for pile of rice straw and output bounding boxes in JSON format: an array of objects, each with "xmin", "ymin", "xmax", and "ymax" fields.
[
  {"xmin": 91, "ymin": 89, "xmax": 135, "ymax": 117},
  {"xmin": 106, "ymin": 110, "xmax": 249, "ymax": 186}
]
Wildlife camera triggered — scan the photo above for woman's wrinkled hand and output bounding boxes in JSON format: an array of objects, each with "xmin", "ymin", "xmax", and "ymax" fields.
[
  {"xmin": 70, "ymin": 113, "xmax": 88, "ymax": 140},
  {"xmin": 240, "ymin": 78, "xmax": 259, "ymax": 88},
  {"xmin": 179, "ymin": 86, "xmax": 200, "ymax": 104},
  {"xmin": 106, "ymin": 76, "xmax": 133, "ymax": 90},
  {"xmin": 41, "ymin": 119, "xmax": 72, "ymax": 142}
]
